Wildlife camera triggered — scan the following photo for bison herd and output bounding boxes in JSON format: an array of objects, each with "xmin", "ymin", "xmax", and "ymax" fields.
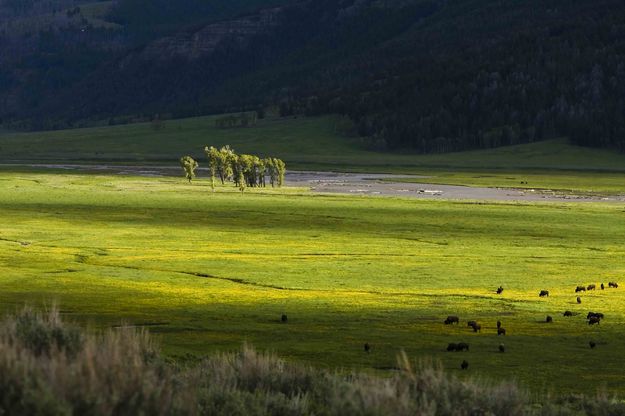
[{"xmin": 440, "ymin": 281, "xmax": 619, "ymax": 370}]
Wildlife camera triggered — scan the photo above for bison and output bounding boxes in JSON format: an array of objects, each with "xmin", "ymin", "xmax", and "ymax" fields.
[
  {"xmin": 447, "ymin": 343, "xmax": 458, "ymax": 352},
  {"xmin": 499, "ymin": 343, "xmax": 505, "ymax": 353},
  {"xmin": 577, "ymin": 297, "xmax": 582, "ymax": 304},
  {"xmin": 563, "ymin": 311, "xmax": 573, "ymax": 317},
  {"xmin": 471, "ymin": 323, "xmax": 481, "ymax": 333},
  {"xmin": 589, "ymin": 341, "xmax": 596, "ymax": 349},
  {"xmin": 456, "ymin": 342, "xmax": 470, "ymax": 351},
  {"xmin": 364, "ymin": 343, "xmax": 371, "ymax": 353},
  {"xmin": 496, "ymin": 286, "xmax": 504, "ymax": 294},
  {"xmin": 539, "ymin": 290, "xmax": 549, "ymax": 297},
  {"xmin": 601, "ymin": 283, "xmax": 605, "ymax": 290},
  {"xmin": 497, "ymin": 328, "xmax": 506, "ymax": 336},
  {"xmin": 588, "ymin": 317, "xmax": 601, "ymax": 325},
  {"xmin": 587, "ymin": 284, "xmax": 596, "ymax": 291},
  {"xmin": 587, "ymin": 312, "xmax": 604, "ymax": 320},
  {"xmin": 609, "ymin": 282, "xmax": 619, "ymax": 288},
  {"xmin": 281, "ymin": 314, "xmax": 288, "ymax": 323},
  {"xmin": 461, "ymin": 360, "xmax": 469, "ymax": 370},
  {"xmin": 445, "ymin": 316, "xmax": 460, "ymax": 325},
  {"xmin": 575, "ymin": 286, "xmax": 586, "ymax": 293},
  {"xmin": 546, "ymin": 315, "xmax": 553, "ymax": 323}
]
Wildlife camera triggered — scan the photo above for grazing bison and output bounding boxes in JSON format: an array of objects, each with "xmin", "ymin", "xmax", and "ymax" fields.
[
  {"xmin": 575, "ymin": 286, "xmax": 586, "ymax": 293},
  {"xmin": 471, "ymin": 323, "xmax": 482, "ymax": 333},
  {"xmin": 577, "ymin": 297, "xmax": 582, "ymax": 304},
  {"xmin": 546, "ymin": 316, "xmax": 553, "ymax": 323},
  {"xmin": 609, "ymin": 282, "xmax": 619, "ymax": 288},
  {"xmin": 539, "ymin": 290, "xmax": 549, "ymax": 297},
  {"xmin": 281, "ymin": 314, "xmax": 288, "ymax": 323},
  {"xmin": 563, "ymin": 311, "xmax": 573, "ymax": 317},
  {"xmin": 589, "ymin": 341, "xmax": 596, "ymax": 349},
  {"xmin": 587, "ymin": 284, "xmax": 596, "ymax": 291},
  {"xmin": 496, "ymin": 320, "xmax": 502, "ymax": 329},
  {"xmin": 601, "ymin": 283, "xmax": 605, "ymax": 290},
  {"xmin": 447, "ymin": 343, "xmax": 458, "ymax": 352},
  {"xmin": 445, "ymin": 316, "xmax": 460, "ymax": 325},
  {"xmin": 499, "ymin": 343, "xmax": 505, "ymax": 353},
  {"xmin": 364, "ymin": 343, "xmax": 371, "ymax": 353},
  {"xmin": 588, "ymin": 317, "xmax": 601, "ymax": 325},
  {"xmin": 497, "ymin": 328, "xmax": 506, "ymax": 336},
  {"xmin": 467, "ymin": 320, "xmax": 477, "ymax": 327},
  {"xmin": 461, "ymin": 360, "xmax": 469, "ymax": 370},
  {"xmin": 496, "ymin": 286, "xmax": 504, "ymax": 294},
  {"xmin": 456, "ymin": 342, "xmax": 470, "ymax": 351},
  {"xmin": 587, "ymin": 312, "xmax": 604, "ymax": 320}
]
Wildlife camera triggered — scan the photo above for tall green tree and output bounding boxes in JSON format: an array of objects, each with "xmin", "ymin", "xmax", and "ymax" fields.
[
  {"xmin": 218, "ymin": 146, "xmax": 235, "ymax": 184},
  {"xmin": 179, "ymin": 156, "xmax": 198, "ymax": 183},
  {"xmin": 274, "ymin": 158, "xmax": 286, "ymax": 187},
  {"xmin": 204, "ymin": 146, "xmax": 220, "ymax": 190}
]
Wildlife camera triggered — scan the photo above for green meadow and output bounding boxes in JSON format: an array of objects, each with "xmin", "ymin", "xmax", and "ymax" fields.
[{"xmin": 1, "ymin": 171, "xmax": 625, "ymax": 393}]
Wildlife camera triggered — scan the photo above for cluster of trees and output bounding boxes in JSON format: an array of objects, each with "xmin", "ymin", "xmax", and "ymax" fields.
[{"xmin": 180, "ymin": 146, "xmax": 286, "ymax": 192}]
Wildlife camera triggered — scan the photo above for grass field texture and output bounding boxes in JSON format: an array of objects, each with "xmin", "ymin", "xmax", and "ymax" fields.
[{"xmin": 1, "ymin": 171, "xmax": 625, "ymax": 393}]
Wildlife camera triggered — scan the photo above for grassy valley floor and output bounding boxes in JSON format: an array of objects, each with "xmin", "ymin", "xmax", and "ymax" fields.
[{"xmin": 1, "ymin": 171, "xmax": 624, "ymax": 393}]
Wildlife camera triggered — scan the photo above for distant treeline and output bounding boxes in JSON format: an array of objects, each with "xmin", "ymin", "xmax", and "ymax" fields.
[{"xmin": 3, "ymin": 0, "xmax": 625, "ymax": 154}]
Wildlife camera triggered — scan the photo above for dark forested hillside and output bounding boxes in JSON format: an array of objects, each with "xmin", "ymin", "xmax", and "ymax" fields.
[{"xmin": 2, "ymin": 0, "xmax": 625, "ymax": 153}]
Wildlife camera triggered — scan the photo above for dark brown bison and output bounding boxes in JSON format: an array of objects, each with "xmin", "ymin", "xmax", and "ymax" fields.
[
  {"xmin": 587, "ymin": 284, "xmax": 596, "ymax": 291},
  {"xmin": 588, "ymin": 317, "xmax": 601, "ymax": 325},
  {"xmin": 587, "ymin": 312, "xmax": 604, "ymax": 320},
  {"xmin": 445, "ymin": 316, "xmax": 460, "ymax": 325},
  {"xmin": 471, "ymin": 323, "xmax": 481, "ymax": 333},
  {"xmin": 461, "ymin": 360, "xmax": 469, "ymax": 370},
  {"xmin": 447, "ymin": 343, "xmax": 458, "ymax": 352},
  {"xmin": 456, "ymin": 342, "xmax": 469, "ymax": 351},
  {"xmin": 601, "ymin": 283, "xmax": 605, "ymax": 290},
  {"xmin": 563, "ymin": 311, "xmax": 573, "ymax": 317},
  {"xmin": 281, "ymin": 314, "xmax": 288, "ymax": 323},
  {"xmin": 456, "ymin": 342, "xmax": 470, "ymax": 351},
  {"xmin": 546, "ymin": 316, "xmax": 553, "ymax": 323},
  {"xmin": 496, "ymin": 286, "xmax": 504, "ymax": 294},
  {"xmin": 575, "ymin": 286, "xmax": 586, "ymax": 293},
  {"xmin": 577, "ymin": 297, "xmax": 582, "ymax": 304},
  {"xmin": 497, "ymin": 328, "xmax": 506, "ymax": 336},
  {"xmin": 589, "ymin": 341, "xmax": 596, "ymax": 349},
  {"xmin": 609, "ymin": 282, "xmax": 619, "ymax": 288},
  {"xmin": 499, "ymin": 343, "xmax": 505, "ymax": 353},
  {"xmin": 539, "ymin": 290, "xmax": 549, "ymax": 297},
  {"xmin": 364, "ymin": 343, "xmax": 371, "ymax": 353}
]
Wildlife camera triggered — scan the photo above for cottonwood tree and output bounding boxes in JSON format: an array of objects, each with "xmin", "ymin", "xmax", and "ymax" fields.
[
  {"xmin": 179, "ymin": 156, "xmax": 198, "ymax": 183},
  {"xmin": 204, "ymin": 146, "xmax": 220, "ymax": 190},
  {"xmin": 218, "ymin": 146, "xmax": 235, "ymax": 183}
]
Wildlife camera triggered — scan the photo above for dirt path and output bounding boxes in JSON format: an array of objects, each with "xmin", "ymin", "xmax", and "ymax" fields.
[{"xmin": 2, "ymin": 163, "xmax": 623, "ymax": 203}]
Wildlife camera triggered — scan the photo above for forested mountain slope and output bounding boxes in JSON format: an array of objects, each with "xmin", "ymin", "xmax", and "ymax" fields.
[{"xmin": 2, "ymin": 0, "xmax": 625, "ymax": 153}]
